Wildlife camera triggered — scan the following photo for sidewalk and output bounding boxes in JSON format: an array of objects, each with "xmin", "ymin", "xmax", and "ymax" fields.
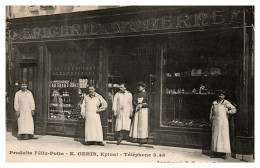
[{"xmin": 6, "ymin": 132, "xmax": 244, "ymax": 163}]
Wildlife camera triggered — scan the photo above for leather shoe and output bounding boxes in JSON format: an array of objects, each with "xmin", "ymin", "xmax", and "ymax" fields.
[
  {"xmin": 117, "ymin": 139, "xmax": 123, "ymax": 145},
  {"xmin": 30, "ymin": 136, "xmax": 39, "ymax": 140},
  {"xmin": 98, "ymin": 142, "xmax": 105, "ymax": 146}
]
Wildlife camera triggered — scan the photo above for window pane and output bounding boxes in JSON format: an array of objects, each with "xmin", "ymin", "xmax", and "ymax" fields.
[
  {"xmin": 28, "ymin": 67, "xmax": 34, "ymax": 91},
  {"xmin": 161, "ymin": 30, "xmax": 240, "ymax": 128},
  {"xmin": 22, "ymin": 68, "xmax": 27, "ymax": 82},
  {"xmin": 49, "ymin": 44, "xmax": 99, "ymax": 120}
]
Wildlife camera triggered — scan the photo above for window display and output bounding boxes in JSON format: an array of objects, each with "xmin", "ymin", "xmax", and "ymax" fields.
[
  {"xmin": 49, "ymin": 65, "xmax": 98, "ymax": 120},
  {"xmin": 48, "ymin": 42, "xmax": 100, "ymax": 121},
  {"xmin": 161, "ymin": 31, "xmax": 240, "ymax": 128}
]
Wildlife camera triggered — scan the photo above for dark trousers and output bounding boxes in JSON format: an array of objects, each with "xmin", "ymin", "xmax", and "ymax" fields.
[{"xmin": 212, "ymin": 152, "xmax": 226, "ymax": 157}]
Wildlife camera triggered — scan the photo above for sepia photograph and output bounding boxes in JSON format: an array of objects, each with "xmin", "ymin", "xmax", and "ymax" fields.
[{"xmin": 4, "ymin": 4, "xmax": 255, "ymax": 164}]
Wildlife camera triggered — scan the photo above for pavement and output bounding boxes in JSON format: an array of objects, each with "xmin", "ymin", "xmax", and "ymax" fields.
[{"xmin": 5, "ymin": 132, "xmax": 245, "ymax": 163}]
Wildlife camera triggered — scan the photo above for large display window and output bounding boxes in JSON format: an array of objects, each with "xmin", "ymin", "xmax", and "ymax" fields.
[
  {"xmin": 161, "ymin": 30, "xmax": 241, "ymax": 128},
  {"xmin": 48, "ymin": 41, "xmax": 99, "ymax": 120}
]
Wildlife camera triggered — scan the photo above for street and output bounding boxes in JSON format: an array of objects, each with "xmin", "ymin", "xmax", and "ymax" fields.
[{"xmin": 6, "ymin": 132, "xmax": 243, "ymax": 162}]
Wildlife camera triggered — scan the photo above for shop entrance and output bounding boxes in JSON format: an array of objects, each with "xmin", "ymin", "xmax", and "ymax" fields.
[
  {"xmin": 19, "ymin": 63, "xmax": 37, "ymax": 93},
  {"xmin": 106, "ymin": 37, "xmax": 158, "ymax": 141}
]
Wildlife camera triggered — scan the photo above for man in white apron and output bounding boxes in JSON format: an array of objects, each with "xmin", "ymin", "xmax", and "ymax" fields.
[
  {"xmin": 14, "ymin": 81, "xmax": 37, "ymax": 140},
  {"xmin": 81, "ymin": 86, "xmax": 107, "ymax": 146},
  {"xmin": 210, "ymin": 90, "xmax": 236, "ymax": 159},
  {"xmin": 113, "ymin": 83, "xmax": 133, "ymax": 145}
]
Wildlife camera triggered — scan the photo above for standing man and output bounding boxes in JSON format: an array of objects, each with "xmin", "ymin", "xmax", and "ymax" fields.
[
  {"xmin": 129, "ymin": 82, "xmax": 149, "ymax": 147},
  {"xmin": 81, "ymin": 86, "xmax": 107, "ymax": 146},
  {"xmin": 210, "ymin": 90, "xmax": 236, "ymax": 159},
  {"xmin": 113, "ymin": 83, "xmax": 133, "ymax": 145},
  {"xmin": 14, "ymin": 81, "xmax": 37, "ymax": 140}
]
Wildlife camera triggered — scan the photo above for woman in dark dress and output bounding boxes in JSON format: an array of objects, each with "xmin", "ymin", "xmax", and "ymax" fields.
[{"xmin": 129, "ymin": 82, "xmax": 149, "ymax": 147}]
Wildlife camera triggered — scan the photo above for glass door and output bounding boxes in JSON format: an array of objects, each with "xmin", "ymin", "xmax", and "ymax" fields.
[{"xmin": 20, "ymin": 63, "xmax": 37, "ymax": 94}]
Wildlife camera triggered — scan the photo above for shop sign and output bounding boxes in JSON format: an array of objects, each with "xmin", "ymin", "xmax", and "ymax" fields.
[{"xmin": 11, "ymin": 9, "xmax": 243, "ymax": 40}]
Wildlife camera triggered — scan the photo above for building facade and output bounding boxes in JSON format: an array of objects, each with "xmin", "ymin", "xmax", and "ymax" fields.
[{"xmin": 6, "ymin": 6, "xmax": 254, "ymax": 159}]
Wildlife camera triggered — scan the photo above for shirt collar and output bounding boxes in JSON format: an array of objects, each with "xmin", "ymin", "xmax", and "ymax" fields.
[
  {"xmin": 217, "ymin": 99, "xmax": 225, "ymax": 104},
  {"xmin": 119, "ymin": 90, "xmax": 128, "ymax": 94},
  {"xmin": 88, "ymin": 92, "xmax": 97, "ymax": 98}
]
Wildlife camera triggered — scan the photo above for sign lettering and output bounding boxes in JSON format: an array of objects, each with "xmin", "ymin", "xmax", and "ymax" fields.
[{"xmin": 11, "ymin": 9, "xmax": 243, "ymax": 40}]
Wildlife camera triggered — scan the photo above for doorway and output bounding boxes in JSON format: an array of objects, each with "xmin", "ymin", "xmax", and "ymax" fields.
[
  {"xmin": 106, "ymin": 37, "xmax": 158, "ymax": 141},
  {"xmin": 19, "ymin": 63, "xmax": 37, "ymax": 94}
]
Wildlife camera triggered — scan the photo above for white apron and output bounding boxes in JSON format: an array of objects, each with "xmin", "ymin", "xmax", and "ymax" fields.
[
  {"xmin": 210, "ymin": 100, "xmax": 236, "ymax": 153},
  {"xmin": 81, "ymin": 93, "xmax": 107, "ymax": 142},
  {"xmin": 113, "ymin": 91, "xmax": 133, "ymax": 131},
  {"xmin": 129, "ymin": 105, "xmax": 148, "ymax": 139},
  {"xmin": 14, "ymin": 90, "xmax": 35, "ymax": 135}
]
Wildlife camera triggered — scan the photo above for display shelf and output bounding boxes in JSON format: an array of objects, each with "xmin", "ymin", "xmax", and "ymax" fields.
[
  {"xmin": 49, "ymin": 65, "xmax": 95, "ymax": 121},
  {"xmin": 166, "ymin": 93, "xmax": 216, "ymax": 96},
  {"xmin": 165, "ymin": 75, "xmax": 238, "ymax": 78}
]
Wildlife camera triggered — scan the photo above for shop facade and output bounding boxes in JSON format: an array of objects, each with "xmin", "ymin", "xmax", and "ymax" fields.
[{"xmin": 6, "ymin": 6, "xmax": 254, "ymax": 156}]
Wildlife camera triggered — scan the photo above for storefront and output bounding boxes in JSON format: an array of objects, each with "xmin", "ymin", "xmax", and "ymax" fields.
[{"xmin": 6, "ymin": 6, "xmax": 254, "ymax": 156}]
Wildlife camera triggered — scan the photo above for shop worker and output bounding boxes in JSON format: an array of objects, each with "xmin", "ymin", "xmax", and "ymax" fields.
[
  {"xmin": 14, "ymin": 81, "xmax": 38, "ymax": 140},
  {"xmin": 113, "ymin": 83, "xmax": 133, "ymax": 145},
  {"xmin": 81, "ymin": 86, "xmax": 107, "ymax": 146},
  {"xmin": 129, "ymin": 82, "xmax": 149, "ymax": 147},
  {"xmin": 210, "ymin": 90, "xmax": 236, "ymax": 159}
]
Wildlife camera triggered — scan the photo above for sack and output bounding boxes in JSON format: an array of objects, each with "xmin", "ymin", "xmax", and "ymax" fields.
[
  {"xmin": 210, "ymin": 68, "xmax": 221, "ymax": 76},
  {"xmin": 191, "ymin": 69, "xmax": 202, "ymax": 76}
]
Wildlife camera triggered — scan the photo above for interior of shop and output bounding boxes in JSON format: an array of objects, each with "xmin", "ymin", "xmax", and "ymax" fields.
[
  {"xmin": 47, "ymin": 41, "xmax": 100, "ymax": 120},
  {"xmin": 162, "ymin": 29, "xmax": 241, "ymax": 128}
]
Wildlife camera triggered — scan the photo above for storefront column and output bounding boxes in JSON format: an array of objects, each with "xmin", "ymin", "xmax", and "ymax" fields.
[
  {"xmin": 153, "ymin": 42, "xmax": 167, "ymax": 145},
  {"xmin": 6, "ymin": 44, "xmax": 21, "ymax": 133},
  {"xmin": 34, "ymin": 43, "xmax": 51, "ymax": 135},
  {"xmin": 233, "ymin": 7, "xmax": 254, "ymax": 160},
  {"xmin": 98, "ymin": 45, "xmax": 109, "ymax": 140}
]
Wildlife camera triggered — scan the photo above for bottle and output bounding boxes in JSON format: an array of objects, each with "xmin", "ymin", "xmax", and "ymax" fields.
[
  {"xmin": 52, "ymin": 67, "xmax": 55, "ymax": 76},
  {"xmin": 78, "ymin": 66, "xmax": 81, "ymax": 75},
  {"xmin": 82, "ymin": 67, "xmax": 85, "ymax": 75},
  {"xmin": 56, "ymin": 67, "xmax": 59, "ymax": 76},
  {"xmin": 85, "ymin": 66, "xmax": 88, "ymax": 76},
  {"xmin": 81, "ymin": 66, "xmax": 84, "ymax": 75},
  {"xmin": 67, "ymin": 66, "xmax": 71, "ymax": 76},
  {"xmin": 78, "ymin": 66, "xmax": 80, "ymax": 76},
  {"xmin": 75, "ymin": 66, "xmax": 78, "ymax": 76},
  {"xmin": 63, "ymin": 66, "xmax": 66, "ymax": 76},
  {"xmin": 71, "ymin": 67, "xmax": 74, "ymax": 76},
  {"xmin": 60, "ymin": 67, "xmax": 63, "ymax": 76}
]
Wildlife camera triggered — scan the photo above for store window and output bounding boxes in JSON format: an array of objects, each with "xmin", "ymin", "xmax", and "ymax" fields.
[
  {"xmin": 49, "ymin": 41, "xmax": 99, "ymax": 120},
  {"xmin": 161, "ymin": 30, "xmax": 241, "ymax": 128}
]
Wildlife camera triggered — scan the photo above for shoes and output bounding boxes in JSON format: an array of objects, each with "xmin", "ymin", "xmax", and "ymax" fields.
[
  {"xmin": 98, "ymin": 142, "xmax": 105, "ymax": 146},
  {"xmin": 83, "ymin": 142, "xmax": 91, "ymax": 145},
  {"xmin": 210, "ymin": 153, "xmax": 227, "ymax": 159},
  {"xmin": 117, "ymin": 139, "xmax": 123, "ymax": 145},
  {"xmin": 24, "ymin": 134, "xmax": 29, "ymax": 140},
  {"xmin": 139, "ymin": 143, "xmax": 144, "ymax": 147},
  {"xmin": 30, "ymin": 136, "xmax": 39, "ymax": 140},
  {"xmin": 17, "ymin": 137, "xmax": 23, "ymax": 141}
]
